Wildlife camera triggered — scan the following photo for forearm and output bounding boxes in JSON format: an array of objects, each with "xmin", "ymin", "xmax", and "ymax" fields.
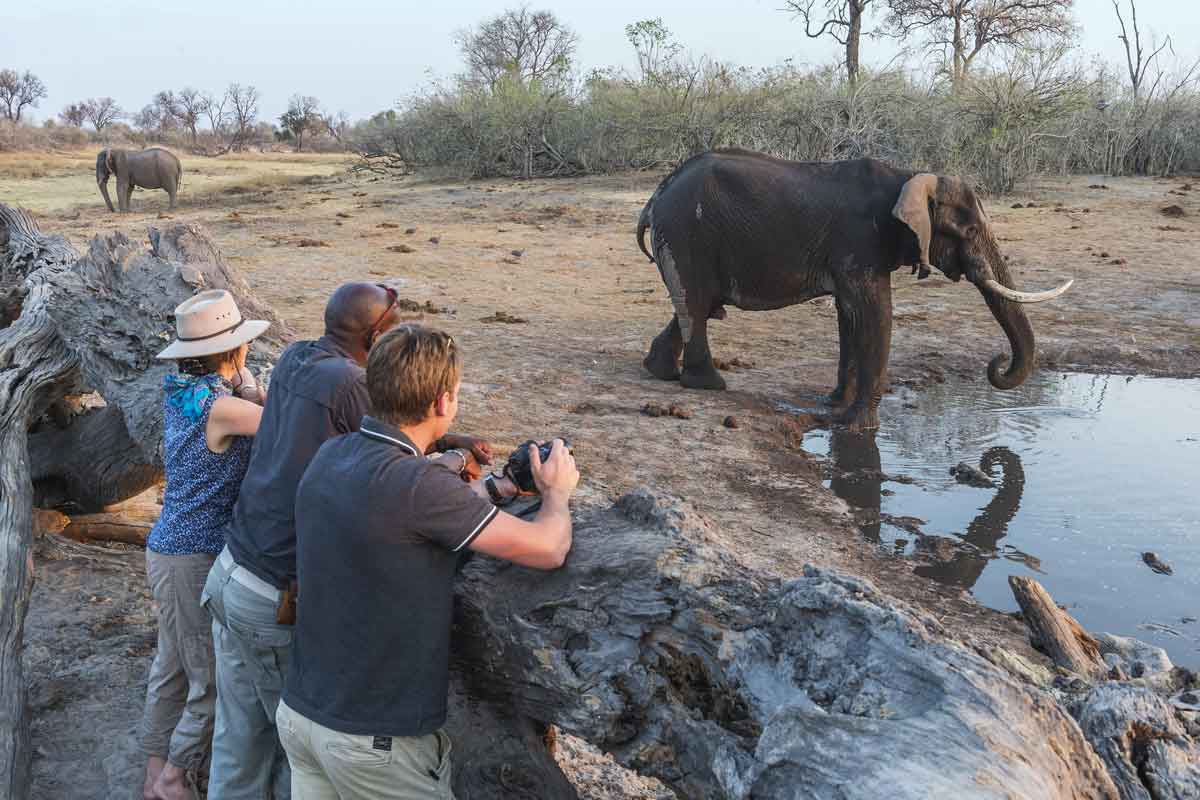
[{"xmin": 531, "ymin": 490, "xmax": 572, "ymax": 562}]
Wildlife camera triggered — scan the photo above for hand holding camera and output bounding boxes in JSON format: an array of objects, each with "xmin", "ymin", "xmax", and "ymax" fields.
[{"xmin": 506, "ymin": 438, "xmax": 577, "ymax": 498}]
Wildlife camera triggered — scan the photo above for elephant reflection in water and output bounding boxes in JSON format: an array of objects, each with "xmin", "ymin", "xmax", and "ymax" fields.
[
  {"xmin": 828, "ymin": 430, "xmax": 885, "ymax": 542},
  {"xmin": 827, "ymin": 431, "xmax": 1028, "ymax": 591},
  {"xmin": 913, "ymin": 447, "xmax": 1028, "ymax": 589}
]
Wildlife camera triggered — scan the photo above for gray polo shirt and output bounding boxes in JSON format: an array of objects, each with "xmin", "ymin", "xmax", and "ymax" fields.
[
  {"xmin": 283, "ymin": 417, "xmax": 498, "ymax": 736},
  {"xmin": 226, "ymin": 336, "xmax": 370, "ymax": 588}
]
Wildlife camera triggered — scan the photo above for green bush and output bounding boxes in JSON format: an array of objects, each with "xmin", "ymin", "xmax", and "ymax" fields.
[{"xmin": 354, "ymin": 48, "xmax": 1200, "ymax": 191}]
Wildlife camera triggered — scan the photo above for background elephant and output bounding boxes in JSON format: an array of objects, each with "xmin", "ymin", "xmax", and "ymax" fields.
[
  {"xmin": 96, "ymin": 147, "xmax": 182, "ymax": 213},
  {"xmin": 636, "ymin": 149, "xmax": 1072, "ymax": 430}
]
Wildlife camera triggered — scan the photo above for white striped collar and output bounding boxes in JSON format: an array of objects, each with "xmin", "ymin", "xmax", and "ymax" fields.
[{"xmin": 359, "ymin": 423, "xmax": 420, "ymax": 457}]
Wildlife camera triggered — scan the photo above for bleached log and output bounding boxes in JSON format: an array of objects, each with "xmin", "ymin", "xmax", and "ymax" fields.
[{"xmin": 1009, "ymin": 575, "xmax": 1107, "ymax": 681}]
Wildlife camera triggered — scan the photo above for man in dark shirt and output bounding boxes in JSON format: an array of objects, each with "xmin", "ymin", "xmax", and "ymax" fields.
[
  {"xmin": 277, "ymin": 325, "xmax": 577, "ymax": 799},
  {"xmin": 201, "ymin": 284, "xmax": 496, "ymax": 800}
]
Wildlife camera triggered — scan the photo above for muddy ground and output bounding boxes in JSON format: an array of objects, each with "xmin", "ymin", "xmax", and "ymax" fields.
[{"xmin": 14, "ymin": 153, "xmax": 1200, "ymax": 798}]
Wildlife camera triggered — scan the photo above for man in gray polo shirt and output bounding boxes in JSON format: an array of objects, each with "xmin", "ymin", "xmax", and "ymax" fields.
[
  {"xmin": 276, "ymin": 325, "xmax": 577, "ymax": 799},
  {"xmin": 202, "ymin": 285, "xmax": 496, "ymax": 800}
]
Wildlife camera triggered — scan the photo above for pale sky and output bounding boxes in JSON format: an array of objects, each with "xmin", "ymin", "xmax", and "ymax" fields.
[{"xmin": 4, "ymin": 0, "xmax": 1197, "ymax": 125}]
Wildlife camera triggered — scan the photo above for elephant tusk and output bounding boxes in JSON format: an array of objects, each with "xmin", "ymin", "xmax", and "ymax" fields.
[{"xmin": 982, "ymin": 278, "xmax": 1073, "ymax": 304}]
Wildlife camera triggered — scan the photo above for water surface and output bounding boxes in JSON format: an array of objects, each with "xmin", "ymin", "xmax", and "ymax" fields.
[{"xmin": 801, "ymin": 373, "xmax": 1200, "ymax": 666}]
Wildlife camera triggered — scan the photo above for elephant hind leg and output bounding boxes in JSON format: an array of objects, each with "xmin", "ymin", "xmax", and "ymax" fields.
[
  {"xmin": 644, "ymin": 316, "xmax": 683, "ymax": 381},
  {"xmin": 653, "ymin": 236, "xmax": 724, "ymax": 391},
  {"xmin": 679, "ymin": 314, "xmax": 725, "ymax": 391}
]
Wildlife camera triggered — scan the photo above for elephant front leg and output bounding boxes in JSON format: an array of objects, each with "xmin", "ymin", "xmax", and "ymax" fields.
[
  {"xmin": 826, "ymin": 297, "xmax": 859, "ymax": 409},
  {"xmin": 116, "ymin": 180, "xmax": 129, "ymax": 213},
  {"xmin": 835, "ymin": 279, "xmax": 892, "ymax": 431},
  {"xmin": 679, "ymin": 314, "xmax": 725, "ymax": 390},
  {"xmin": 644, "ymin": 316, "xmax": 683, "ymax": 380}
]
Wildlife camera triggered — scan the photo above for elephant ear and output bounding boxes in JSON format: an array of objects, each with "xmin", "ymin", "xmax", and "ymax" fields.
[{"xmin": 892, "ymin": 173, "xmax": 939, "ymax": 269}]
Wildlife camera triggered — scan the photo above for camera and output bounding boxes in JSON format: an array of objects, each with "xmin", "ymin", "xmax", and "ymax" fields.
[{"xmin": 503, "ymin": 438, "xmax": 572, "ymax": 494}]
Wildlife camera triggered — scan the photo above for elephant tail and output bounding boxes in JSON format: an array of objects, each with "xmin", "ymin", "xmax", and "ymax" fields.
[{"xmin": 636, "ymin": 201, "xmax": 654, "ymax": 263}]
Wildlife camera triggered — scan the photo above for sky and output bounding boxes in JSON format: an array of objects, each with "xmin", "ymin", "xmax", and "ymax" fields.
[{"xmin": 4, "ymin": 0, "xmax": 1198, "ymax": 125}]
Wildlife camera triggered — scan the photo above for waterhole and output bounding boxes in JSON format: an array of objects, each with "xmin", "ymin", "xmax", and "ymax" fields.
[{"xmin": 800, "ymin": 373, "xmax": 1200, "ymax": 666}]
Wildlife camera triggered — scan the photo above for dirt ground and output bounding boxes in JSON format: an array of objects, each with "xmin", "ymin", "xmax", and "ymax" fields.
[{"xmin": 9, "ymin": 149, "xmax": 1199, "ymax": 798}]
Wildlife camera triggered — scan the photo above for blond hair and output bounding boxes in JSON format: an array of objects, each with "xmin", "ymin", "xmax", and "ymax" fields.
[{"xmin": 366, "ymin": 325, "xmax": 461, "ymax": 425}]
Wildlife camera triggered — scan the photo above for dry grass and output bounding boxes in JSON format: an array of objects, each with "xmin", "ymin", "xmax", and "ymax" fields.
[{"xmin": 0, "ymin": 148, "xmax": 349, "ymax": 213}]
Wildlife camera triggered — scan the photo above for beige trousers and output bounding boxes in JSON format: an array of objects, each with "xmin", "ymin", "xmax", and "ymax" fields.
[
  {"xmin": 276, "ymin": 699, "xmax": 455, "ymax": 800},
  {"xmin": 139, "ymin": 549, "xmax": 218, "ymax": 771}
]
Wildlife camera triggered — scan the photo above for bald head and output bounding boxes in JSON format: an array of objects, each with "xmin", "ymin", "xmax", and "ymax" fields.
[
  {"xmin": 325, "ymin": 283, "xmax": 394, "ymax": 336},
  {"xmin": 324, "ymin": 283, "xmax": 399, "ymax": 362}
]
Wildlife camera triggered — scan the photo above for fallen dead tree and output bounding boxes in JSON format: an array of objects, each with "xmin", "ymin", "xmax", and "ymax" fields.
[
  {"xmin": 0, "ymin": 205, "xmax": 288, "ymax": 797},
  {"xmin": 452, "ymin": 490, "xmax": 1124, "ymax": 799}
]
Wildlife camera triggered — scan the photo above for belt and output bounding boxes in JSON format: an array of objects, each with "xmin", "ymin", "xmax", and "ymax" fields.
[{"xmin": 218, "ymin": 546, "xmax": 282, "ymax": 602}]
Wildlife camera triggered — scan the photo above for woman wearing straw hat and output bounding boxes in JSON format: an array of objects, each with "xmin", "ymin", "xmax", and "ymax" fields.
[{"xmin": 140, "ymin": 289, "xmax": 269, "ymax": 800}]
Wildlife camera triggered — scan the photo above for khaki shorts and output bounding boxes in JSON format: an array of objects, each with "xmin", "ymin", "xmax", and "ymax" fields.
[{"xmin": 276, "ymin": 699, "xmax": 454, "ymax": 800}]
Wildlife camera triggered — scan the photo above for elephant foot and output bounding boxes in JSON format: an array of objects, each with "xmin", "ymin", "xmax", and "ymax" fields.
[
  {"xmin": 643, "ymin": 349, "xmax": 680, "ymax": 382},
  {"xmin": 680, "ymin": 363, "xmax": 727, "ymax": 391},
  {"xmin": 834, "ymin": 403, "xmax": 879, "ymax": 432},
  {"xmin": 823, "ymin": 387, "xmax": 849, "ymax": 408}
]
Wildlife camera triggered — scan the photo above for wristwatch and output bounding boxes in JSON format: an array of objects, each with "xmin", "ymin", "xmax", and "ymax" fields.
[
  {"xmin": 443, "ymin": 448, "xmax": 469, "ymax": 476},
  {"xmin": 484, "ymin": 474, "xmax": 513, "ymax": 507}
]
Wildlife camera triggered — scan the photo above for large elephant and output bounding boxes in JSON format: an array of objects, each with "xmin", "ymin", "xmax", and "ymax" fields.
[
  {"xmin": 636, "ymin": 149, "xmax": 1072, "ymax": 430},
  {"xmin": 96, "ymin": 147, "xmax": 182, "ymax": 213}
]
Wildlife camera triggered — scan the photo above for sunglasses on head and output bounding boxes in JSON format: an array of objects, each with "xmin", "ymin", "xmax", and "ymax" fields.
[{"xmin": 365, "ymin": 284, "xmax": 399, "ymax": 348}]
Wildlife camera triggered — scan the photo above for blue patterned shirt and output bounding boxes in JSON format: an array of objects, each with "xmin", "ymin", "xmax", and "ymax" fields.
[{"xmin": 147, "ymin": 374, "xmax": 253, "ymax": 556}]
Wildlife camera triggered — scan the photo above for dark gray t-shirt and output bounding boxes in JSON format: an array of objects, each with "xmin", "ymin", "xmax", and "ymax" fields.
[
  {"xmin": 283, "ymin": 417, "xmax": 498, "ymax": 736},
  {"xmin": 226, "ymin": 337, "xmax": 370, "ymax": 588}
]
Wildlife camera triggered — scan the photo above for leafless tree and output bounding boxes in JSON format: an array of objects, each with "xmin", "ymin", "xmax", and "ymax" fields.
[
  {"xmin": 321, "ymin": 109, "xmax": 351, "ymax": 144},
  {"xmin": 0, "ymin": 69, "xmax": 48, "ymax": 123},
  {"xmin": 132, "ymin": 105, "xmax": 163, "ymax": 134},
  {"xmin": 59, "ymin": 103, "xmax": 87, "ymax": 128},
  {"xmin": 175, "ymin": 88, "xmax": 205, "ymax": 144},
  {"xmin": 224, "ymin": 83, "xmax": 260, "ymax": 151},
  {"xmin": 884, "ymin": 0, "xmax": 1075, "ymax": 89},
  {"xmin": 280, "ymin": 94, "xmax": 321, "ymax": 151},
  {"xmin": 81, "ymin": 97, "xmax": 123, "ymax": 132},
  {"xmin": 456, "ymin": 6, "xmax": 578, "ymax": 88},
  {"xmin": 200, "ymin": 91, "xmax": 227, "ymax": 135},
  {"xmin": 1110, "ymin": 0, "xmax": 1175, "ymax": 99},
  {"xmin": 782, "ymin": 1, "xmax": 878, "ymax": 85}
]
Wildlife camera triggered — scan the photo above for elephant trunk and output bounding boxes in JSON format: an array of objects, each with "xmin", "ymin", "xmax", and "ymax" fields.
[
  {"xmin": 96, "ymin": 152, "xmax": 115, "ymax": 213},
  {"xmin": 976, "ymin": 255, "xmax": 1036, "ymax": 391}
]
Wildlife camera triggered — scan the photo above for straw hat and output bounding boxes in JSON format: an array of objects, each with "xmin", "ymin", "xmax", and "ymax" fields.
[{"xmin": 156, "ymin": 290, "xmax": 269, "ymax": 360}]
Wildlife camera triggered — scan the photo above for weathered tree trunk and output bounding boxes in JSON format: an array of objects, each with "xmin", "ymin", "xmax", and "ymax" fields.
[
  {"xmin": 451, "ymin": 490, "xmax": 1122, "ymax": 799},
  {"xmin": 1069, "ymin": 684, "xmax": 1200, "ymax": 800},
  {"xmin": 846, "ymin": 1, "xmax": 864, "ymax": 86},
  {"xmin": 29, "ymin": 405, "xmax": 159, "ymax": 511},
  {"xmin": 1009, "ymin": 575, "xmax": 1108, "ymax": 681},
  {"xmin": 0, "ymin": 206, "xmax": 82, "ymax": 800}
]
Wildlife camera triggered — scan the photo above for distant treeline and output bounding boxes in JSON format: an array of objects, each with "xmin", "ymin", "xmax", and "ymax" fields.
[{"xmin": 355, "ymin": 5, "xmax": 1200, "ymax": 191}]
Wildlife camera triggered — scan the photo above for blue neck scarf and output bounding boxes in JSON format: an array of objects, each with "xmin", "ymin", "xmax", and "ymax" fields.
[{"xmin": 164, "ymin": 373, "xmax": 223, "ymax": 423}]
